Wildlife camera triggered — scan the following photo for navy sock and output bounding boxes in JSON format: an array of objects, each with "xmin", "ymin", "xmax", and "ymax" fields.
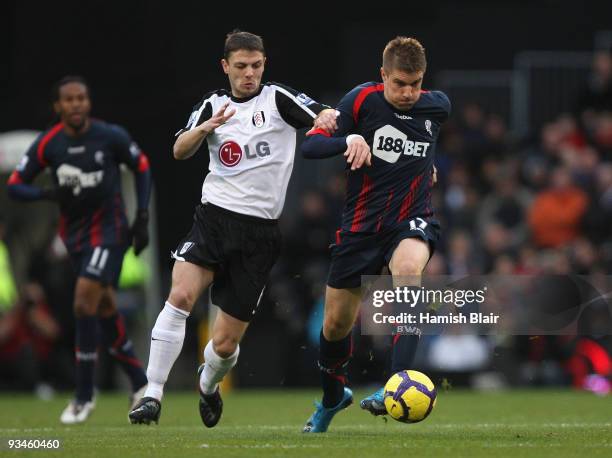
[
  {"xmin": 75, "ymin": 316, "xmax": 98, "ymax": 402},
  {"xmin": 319, "ymin": 330, "xmax": 352, "ymax": 408},
  {"xmin": 389, "ymin": 285, "xmax": 422, "ymax": 375},
  {"xmin": 99, "ymin": 313, "xmax": 147, "ymax": 392},
  {"xmin": 390, "ymin": 333, "xmax": 419, "ymax": 374}
]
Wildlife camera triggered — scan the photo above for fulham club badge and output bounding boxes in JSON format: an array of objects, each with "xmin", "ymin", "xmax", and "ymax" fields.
[{"xmin": 252, "ymin": 111, "xmax": 265, "ymax": 128}]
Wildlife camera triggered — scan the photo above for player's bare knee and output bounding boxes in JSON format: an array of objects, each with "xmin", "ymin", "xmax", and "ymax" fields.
[
  {"xmin": 167, "ymin": 287, "xmax": 195, "ymax": 313},
  {"xmin": 323, "ymin": 316, "xmax": 352, "ymax": 341},
  {"xmin": 74, "ymin": 301, "xmax": 97, "ymax": 318},
  {"xmin": 212, "ymin": 335, "xmax": 239, "ymax": 358},
  {"xmin": 391, "ymin": 260, "xmax": 423, "ymax": 277}
]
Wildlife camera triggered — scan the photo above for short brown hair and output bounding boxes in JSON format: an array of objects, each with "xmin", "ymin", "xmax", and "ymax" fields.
[
  {"xmin": 224, "ymin": 29, "xmax": 265, "ymax": 59},
  {"xmin": 382, "ymin": 36, "xmax": 426, "ymax": 73}
]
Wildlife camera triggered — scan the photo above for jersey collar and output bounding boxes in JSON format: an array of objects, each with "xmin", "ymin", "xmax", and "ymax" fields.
[{"xmin": 230, "ymin": 85, "xmax": 263, "ymax": 103}]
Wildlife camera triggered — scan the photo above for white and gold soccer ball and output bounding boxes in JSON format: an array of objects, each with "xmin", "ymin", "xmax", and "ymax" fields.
[{"xmin": 383, "ymin": 370, "xmax": 437, "ymax": 423}]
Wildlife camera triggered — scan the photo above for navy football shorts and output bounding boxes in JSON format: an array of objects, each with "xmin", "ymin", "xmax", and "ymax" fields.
[
  {"xmin": 172, "ymin": 203, "xmax": 282, "ymax": 322},
  {"xmin": 70, "ymin": 245, "xmax": 128, "ymax": 288},
  {"xmin": 327, "ymin": 217, "xmax": 440, "ymax": 289}
]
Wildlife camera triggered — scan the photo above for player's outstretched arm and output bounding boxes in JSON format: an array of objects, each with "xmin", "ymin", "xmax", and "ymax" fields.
[
  {"xmin": 173, "ymin": 102, "xmax": 235, "ymax": 160},
  {"xmin": 301, "ymin": 131, "xmax": 371, "ymax": 170}
]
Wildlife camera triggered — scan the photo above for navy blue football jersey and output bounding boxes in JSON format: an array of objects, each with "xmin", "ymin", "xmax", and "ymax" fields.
[
  {"xmin": 8, "ymin": 120, "xmax": 151, "ymax": 252},
  {"xmin": 303, "ymin": 82, "xmax": 450, "ymax": 233}
]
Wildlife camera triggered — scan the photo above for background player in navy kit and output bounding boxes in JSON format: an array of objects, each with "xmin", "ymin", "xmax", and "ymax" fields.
[
  {"xmin": 7, "ymin": 76, "xmax": 152, "ymax": 424},
  {"xmin": 300, "ymin": 37, "xmax": 450, "ymax": 432},
  {"xmin": 128, "ymin": 30, "xmax": 337, "ymax": 427}
]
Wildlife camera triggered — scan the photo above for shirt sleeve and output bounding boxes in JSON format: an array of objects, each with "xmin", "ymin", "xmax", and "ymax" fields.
[
  {"xmin": 272, "ymin": 83, "xmax": 329, "ymax": 129},
  {"xmin": 7, "ymin": 134, "xmax": 46, "ymax": 184},
  {"xmin": 6, "ymin": 134, "xmax": 50, "ymax": 200},
  {"xmin": 110, "ymin": 125, "xmax": 152, "ymax": 211},
  {"xmin": 430, "ymin": 91, "xmax": 451, "ymax": 123},
  {"xmin": 175, "ymin": 97, "xmax": 213, "ymax": 137}
]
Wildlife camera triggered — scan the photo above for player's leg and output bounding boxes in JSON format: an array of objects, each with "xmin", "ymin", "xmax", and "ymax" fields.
[
  {"xmin": 303, "ymin": 286, "xmax": 361, "ymax": 433},
  {"xmin": 196, "ymin": 207, "xmax": 282, "ymax": 428},
  {"xmin": 60, "ymin": 276, "xmax": 105, "ymax": 424},
  {"xmin": 129, "ymin": 261, "xmax": 213, "ymax": 424},
  {"xmin": 197, "ymin": 309, "xmax": 249, "ymax": 427},
  {"xmin": 388, "ymin": 237, "xmax": 430, "ymax": 371},
  {"xmin": 145, "ymin": 261, "xmax": 213, "ymax": 399},
  {"xmin": 360, "ymin": 237, "xmax": 431, "ymax": 416},
  {"xmin": 97, "ymin": 287, "xmax": 148, "ymax": 405}
]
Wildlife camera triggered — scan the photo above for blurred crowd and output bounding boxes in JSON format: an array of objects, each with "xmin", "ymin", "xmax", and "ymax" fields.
[{"xmin": 1, "ymin": 50, "xmax": 611, "ymax": 396}]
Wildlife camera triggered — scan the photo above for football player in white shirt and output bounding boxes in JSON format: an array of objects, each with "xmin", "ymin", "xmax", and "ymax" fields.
[{"xmin": 129, "ymin": 30, "xmax": 339, "ymax": 427}]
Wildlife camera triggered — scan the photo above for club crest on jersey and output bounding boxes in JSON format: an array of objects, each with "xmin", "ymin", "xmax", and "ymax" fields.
[
  {"xmin": 180, "ymin": 242, "xmax": 195, "ymax": 255},
  {"xmin": 219, "ymin": 141, "xmax": 243, "ymax": 167},
  {"xmin": 252, "ymin": 111, "xmax": 266, "ymax": 128},
  {"xmin": 425, "ymin": 119, "xmax": 432, "ymax": 136},
  {"xmin": 95, "ymin": 150, "xmax": 105, "ymax": 165}
]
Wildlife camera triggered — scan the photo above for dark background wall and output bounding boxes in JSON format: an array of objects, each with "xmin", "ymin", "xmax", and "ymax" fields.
[{"xmin": 3, "ymin": 0, "xmax": 612, "ymax": 283}]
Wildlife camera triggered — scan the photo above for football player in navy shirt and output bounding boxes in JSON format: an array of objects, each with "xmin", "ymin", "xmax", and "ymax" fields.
[
  {"xmin": 300, "ymin": 37, "xmax": 450, "ymax": 432},
  {"xmin": 7, "ymin": 76, "xmax": 152, "ymax": 424}
]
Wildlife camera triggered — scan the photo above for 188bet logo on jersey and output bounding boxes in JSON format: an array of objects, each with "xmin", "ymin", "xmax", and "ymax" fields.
[
  {"xmin": 373, "ymin": 125, "xmax": 431, "ymax": 164},
  {"xmin": 218, "ymin": 140, "xmax": 271, "ymax": 167}
]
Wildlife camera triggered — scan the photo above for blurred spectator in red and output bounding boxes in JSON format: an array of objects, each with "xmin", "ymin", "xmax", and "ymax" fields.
[
  {"xmin": 0, "ymin": 282, "xmax": 61, "ymax": 391},
  {"xmin": 528, "ymin": 167, "xmax": 588, "ymax": 248}
]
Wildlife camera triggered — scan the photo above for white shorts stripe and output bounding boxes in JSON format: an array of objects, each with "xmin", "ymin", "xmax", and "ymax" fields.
[
  {"xmin": 89, "ymin": 247, "xmax": 101, "ymax": 267},
  {"xmin": 98, "ymin": 249, "xmax": 109, "ymax": 270}
]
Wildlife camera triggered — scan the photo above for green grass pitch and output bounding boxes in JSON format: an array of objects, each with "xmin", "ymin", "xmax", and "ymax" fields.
[{"xmin": 0, "ymin": 389, "xmax": 610, "ymax": 457}]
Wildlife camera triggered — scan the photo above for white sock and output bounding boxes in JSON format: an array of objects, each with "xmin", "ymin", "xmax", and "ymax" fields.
[
  {"xmin": 144, "ymin": 302, "xmax": 189, "ymax": 400},
  {"xmin": 199, "ymin": 340, "xmax": 239, "ymax": 395}
]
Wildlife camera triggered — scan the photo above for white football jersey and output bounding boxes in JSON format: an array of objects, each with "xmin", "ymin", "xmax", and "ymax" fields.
[{"xmin": 179, "ymin": 83, "xmax": 325, "ymax": 219}]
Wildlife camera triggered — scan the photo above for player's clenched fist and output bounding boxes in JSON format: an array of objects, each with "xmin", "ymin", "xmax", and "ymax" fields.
[
  {"xmin": 344, "ymin": 134, "xmax": 372, "ymax": 171},
  {"xmin": 201, "ymin": 102, "xmax": 236, "ymax": 135}
]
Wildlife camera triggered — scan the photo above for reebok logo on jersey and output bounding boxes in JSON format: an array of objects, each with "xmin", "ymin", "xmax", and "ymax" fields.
[
  {"xmin": 394, "ymin": 113, "xmax": 413, "ymax": 120},
  {"xmin": 252, "ymin": 111, "xmax": 266, "ymax": 128},
  {"xmin": 56, "ymin": 164, "xmax": 104, "ymax": 195},
  {"xmin": 68, "ymin": 146, "xmax": 86, "ymax": 154}
]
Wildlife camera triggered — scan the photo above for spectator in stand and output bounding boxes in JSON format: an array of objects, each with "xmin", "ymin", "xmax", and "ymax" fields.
[
  {"xmin": 528, "ymin": 166, "xmax": 588, "ymax": 248},
  {"xmin": 477, "ymin": 165, "xmax": 532, "ymax": 248}
]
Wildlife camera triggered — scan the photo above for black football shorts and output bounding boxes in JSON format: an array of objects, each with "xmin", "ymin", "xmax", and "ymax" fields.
[{"xmin": 173, "ymin": 203, "xmax": 282, "ymax": 322}]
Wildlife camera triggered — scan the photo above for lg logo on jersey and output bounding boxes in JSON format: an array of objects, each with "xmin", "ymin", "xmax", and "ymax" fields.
[
  {"xmin": 218, "ymin": 141, "xmax": 271, "ymax": 167},
  {"xmin": 372, "ymin": 125, "xmax": 431, "ymax": 164}
]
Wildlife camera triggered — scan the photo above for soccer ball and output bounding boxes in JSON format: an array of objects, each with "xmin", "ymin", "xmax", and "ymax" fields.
[{"xmin": 383, "ymin": 370, "xmax": 437, "ymax": 423}]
